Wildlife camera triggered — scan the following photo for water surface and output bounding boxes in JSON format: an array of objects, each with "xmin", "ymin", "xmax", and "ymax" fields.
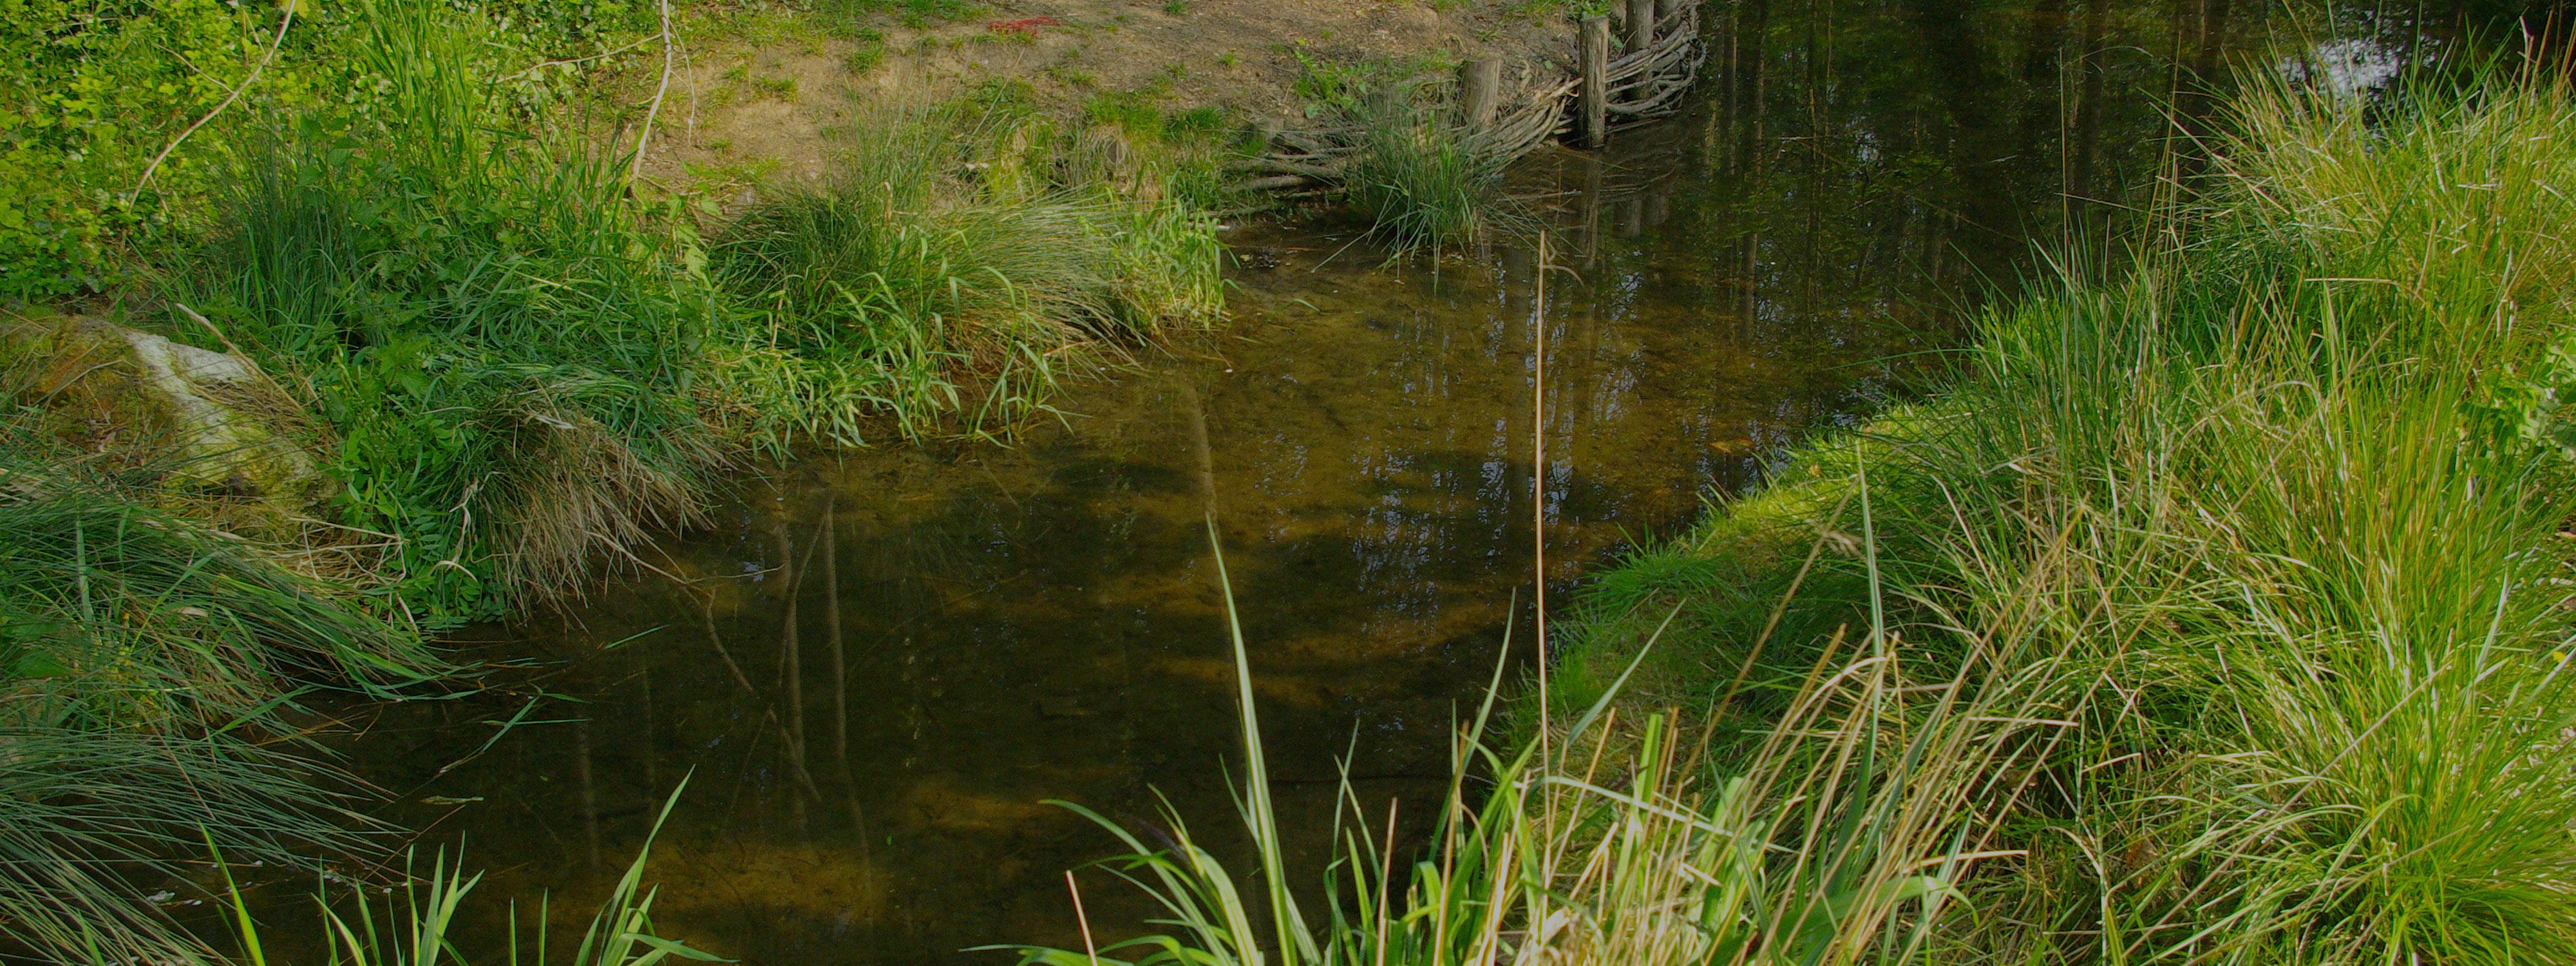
[{"xmin": 296, "ymin": 3, "xmax": 2441, "ymax": 961}]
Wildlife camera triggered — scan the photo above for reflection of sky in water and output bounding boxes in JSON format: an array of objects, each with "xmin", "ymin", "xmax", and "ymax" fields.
[
  {"xmin": 267, "ymin": 3, "xmax": 2441, "ymax": 964},
  {"xmin": 2282, "ymin": 37, "xmax": 2410, "ymax": 98}
]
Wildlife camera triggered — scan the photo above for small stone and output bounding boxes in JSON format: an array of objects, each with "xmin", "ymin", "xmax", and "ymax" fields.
[{"xmin": 6, "ymin": 314, "xmax": 332, "ymax": 513}]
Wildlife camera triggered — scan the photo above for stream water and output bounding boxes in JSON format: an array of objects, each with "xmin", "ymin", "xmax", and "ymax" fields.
[{"xmin": 283, "ymin": 3, "xmax": 2440, "ymax": 962}]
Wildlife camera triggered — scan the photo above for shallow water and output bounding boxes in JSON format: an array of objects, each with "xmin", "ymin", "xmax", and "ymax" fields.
[{"xmin": 281, "ymin": 3, "xmax": 2440, "ymax": 961}]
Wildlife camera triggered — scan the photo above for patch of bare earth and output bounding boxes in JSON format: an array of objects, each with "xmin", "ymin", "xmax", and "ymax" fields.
[{"xmin": 641, "ymin": 1, "xmax": 1575, "ymax": 188}]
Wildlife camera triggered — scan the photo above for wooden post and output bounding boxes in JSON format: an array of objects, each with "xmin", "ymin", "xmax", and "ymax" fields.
[
  {"xmin": 1459, "ymin": 57, "xmax": 1501, "ymax": 131},
  {"xmin": 1627, "ymin": 0, "xmax": 1655, "ymax": 52},
  {"xmin": 1580, "ymin": 15, "xmax": 1609, "ymax": 149}
]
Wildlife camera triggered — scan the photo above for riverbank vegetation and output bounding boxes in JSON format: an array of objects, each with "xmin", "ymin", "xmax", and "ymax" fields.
[
  {"xmin": 1340, "ymin": 87, "xmax": 1519, "ymax": 251},
  {"xmin": 1286, "ymin": 52, "xmax": 1522, "ymax": 251},
  {"xmin": 715, "ymin": 97, "xmax": 1226, "ymax": 445},
  {"xmin": 35, "ymin": 0, "xmax": 2552, "ymax": 961},
  {"xmin": 7, "ymin": 1, "xmax": 1231, "ymax": 621},
  {"xmin": 0, "ymin": 372, "xmax": 435, "ymax": 960},
  {"xmin": 1003, "ymin": 532, "xmax": 2047, "ymax": 965},
  {"xmin": 1022, "ymin": 60, "xmax": 2576, "ymax": 965},
  {"xmin": 3, "ymin": 0, "xmax": 1604, "ymax": 951},
  {"xmin": 1555, "ymin": 60, "xmax": 2576, "ymax": 961},
  {"xmin": 1, "ymin": 0, "xmax": 1229, "ymax": 959}
]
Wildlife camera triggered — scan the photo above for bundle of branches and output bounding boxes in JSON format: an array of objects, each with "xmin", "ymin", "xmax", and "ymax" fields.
[{"xmin": 1238, "ymin": 2, "xmax": 1705, "ymax": 198}]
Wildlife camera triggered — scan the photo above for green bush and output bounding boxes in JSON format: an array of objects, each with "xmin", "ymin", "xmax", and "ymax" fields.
[
  {"xmin": 0, "ymin": 0, "xmax": 295, "ymax": 299},
  {"xmin": 0, "ymin": 1, "xmax": 634, "ymax": 303}
]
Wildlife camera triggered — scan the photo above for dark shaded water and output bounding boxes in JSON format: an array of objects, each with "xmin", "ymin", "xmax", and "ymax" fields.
[{"xmin": 270, "ymin": 3, "xmax": 2445, "ymax": 962}]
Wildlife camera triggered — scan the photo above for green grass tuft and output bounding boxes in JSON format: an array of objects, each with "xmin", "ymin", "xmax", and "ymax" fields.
[
  {"xmin": 178, "ymin": 1, "xmax": 722, "ymax": 620},
  {"xmin": 1342, "ymin": 94, "xmax": 1519, "ymax": 251},
  {"xmin": 1286, "ymin": 51, "xmax": 1518, "ymax": 251},
  {"xmin": 1552, "ymin": 63, "xmax": 2576, "ymax": 963},
  {"xmin": 0, "ymin": 392, "xmax": 436, "ymax": 962},
  {"xmin": 712, "ymin": 103, "xmax": 1222, "ymax": 445}
]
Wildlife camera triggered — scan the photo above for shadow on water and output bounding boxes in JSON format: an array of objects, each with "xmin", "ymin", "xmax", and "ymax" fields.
[{"xmin": 271, "ymin": 2, "xmax": 2463, "ymax": 961}]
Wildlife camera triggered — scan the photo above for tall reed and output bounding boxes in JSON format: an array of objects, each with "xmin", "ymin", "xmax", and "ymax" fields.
[{"xmin": 993, "ymin": 520, "xmax": 2067, "ymax": 966}]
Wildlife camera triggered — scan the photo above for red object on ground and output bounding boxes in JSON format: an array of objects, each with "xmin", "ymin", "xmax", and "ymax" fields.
[{"xmin": 986, "ymin": 16, "xmax": 1063, "ymax": 34}]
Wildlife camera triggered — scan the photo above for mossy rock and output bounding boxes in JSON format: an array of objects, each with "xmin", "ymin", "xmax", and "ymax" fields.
[{"xmin": 5, "ymin": 314, "xmax": 334, "ymax": 512}]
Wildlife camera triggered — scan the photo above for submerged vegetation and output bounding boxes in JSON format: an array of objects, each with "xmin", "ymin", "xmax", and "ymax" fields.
[{"xmin": 1021, "ymin": 61, "xmax": 2576, "ymax": 966}]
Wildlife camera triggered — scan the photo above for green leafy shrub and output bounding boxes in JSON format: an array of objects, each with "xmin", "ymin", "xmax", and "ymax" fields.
[
  {"xmin": 0, "ymin": 1, "xmax": 639, "ymax": 303},
  {"xmin": 0, "ymin": 0, "xmax": 297, "ymax": 299},
  {"xmin": 2470, "ymin": 331, "xmax": 2576, "ymax": 459}
]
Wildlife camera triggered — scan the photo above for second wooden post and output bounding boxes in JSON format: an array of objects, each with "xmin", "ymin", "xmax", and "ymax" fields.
[
  {"xmin": 1458, "ymin": 57, "xmax": 1502, "ymax": 132},
  {"xmin": 1580, "ymin": 15, "xmax": 1609, "ymax": 149}
]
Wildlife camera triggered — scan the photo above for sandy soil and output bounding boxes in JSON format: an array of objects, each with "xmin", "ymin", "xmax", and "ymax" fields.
[{"xmin": 641, "ymin": 0, "xmax": 1576, "ymax": 187}]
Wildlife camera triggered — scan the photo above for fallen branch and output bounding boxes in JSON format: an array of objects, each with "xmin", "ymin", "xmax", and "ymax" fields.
[
  {"xmin": 1243, "ymin": 2, "xmax": 1700, "ymax": 196},
  {"xmin": 133, "ymin": 3, "xmax": 295, "ymax": 201},
  {"xmin": 1238, "ymin": 174, "xmax": 1320, "ymax": 192},
  {"xmin": 503, "ymin": 30, "xmax": 668, "ymax": 81},
  {"xmin": 627, "ymin": 0, "xmax": 676, "ymax": 184}
]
